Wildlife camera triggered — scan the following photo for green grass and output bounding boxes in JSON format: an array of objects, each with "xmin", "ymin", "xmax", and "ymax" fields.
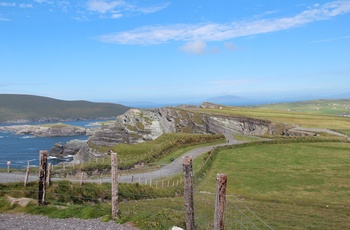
[
  {"xmin": 232, "ymin": 134, "xmax": 263, "ymax": 142},
  {"xmin": 0, "ymin": 94, "xmax": 130, "ymax": 122},
  {"xmin": 2, "ymin": 140, "xmax": 350, "ymax": 229},
  {"xmin": 153, "ymin": 139, "xmax": 225, "ymax": 166},
  {"xmin": 256, "ymin": 99, "xmax": 350, "ymax": 116},
  {"xmin": 196, "ymin": 141, "xmax": 350, "ymax": 229},
  {"xmin": 95, "ymin": 133, "xmax": 224, "ymax": 169},
  {"xmin": 192, "ymin": 105, "xmax": 350, "ymax": 132}
]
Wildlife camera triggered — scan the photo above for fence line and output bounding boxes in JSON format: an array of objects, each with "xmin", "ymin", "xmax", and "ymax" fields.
[{"xmin": 1, "ymin": 145, "xmax": 273, "ymax": 229}]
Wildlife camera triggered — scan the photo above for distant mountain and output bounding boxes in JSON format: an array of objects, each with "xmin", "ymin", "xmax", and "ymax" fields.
[
  {"xmin": 0, "ymin": 94, "xmax": 130, "ymax": 123},
  {"xmin": 204, "ymin": 95, "xmax": 256, "ymax": 106}
]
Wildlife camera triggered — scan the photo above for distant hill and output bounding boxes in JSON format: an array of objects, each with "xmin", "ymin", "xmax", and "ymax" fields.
[
  {"xmin": 0, "ymin": 94, "xmax": 130, "ymax": 123},
  {"xmin": 204, "ymin": 95, "xmax": 256, "ymax": 106}
]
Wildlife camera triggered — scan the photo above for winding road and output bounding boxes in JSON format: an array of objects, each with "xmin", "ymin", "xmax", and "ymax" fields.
[{"xmin": 0, "ymin": 133, "xmax": 239, "ymax": 184}]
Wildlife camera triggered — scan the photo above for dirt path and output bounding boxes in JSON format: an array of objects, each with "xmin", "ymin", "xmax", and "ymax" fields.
[{"xmin": 0, "ymin": 133, "xmax": 240, "ymax": 184}]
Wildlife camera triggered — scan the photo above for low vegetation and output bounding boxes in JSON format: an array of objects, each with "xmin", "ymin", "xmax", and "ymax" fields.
[
  {"xmin": 193, "ymin": 104, "xmax": 350, "ymax": 133},
  {"xmin": 0, "ymin": 94, "xmax": 130, "ymax": 122},
  {"xmin": 1, "ymin": 99, "xmax": 350, "ymax": 229},
  {"xmin": 196, "ymin": 140, "xmax": 350, "ymax": 229},
  {"xmin": 257, "ymin": 99, "xmax": 350, "ymax": 116}
]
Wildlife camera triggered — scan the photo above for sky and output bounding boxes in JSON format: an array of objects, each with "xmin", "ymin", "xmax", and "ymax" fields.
[{"xmin": 1, "ymin": 0, "xmax": 350, "ymax": 105}]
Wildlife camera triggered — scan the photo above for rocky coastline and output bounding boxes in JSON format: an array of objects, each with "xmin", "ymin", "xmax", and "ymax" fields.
[
  {"xmin": 1, "ymin": 103, "xmax": 326, "ymax": 165},
  {"xmin": 0, "ymin": 124, "xmax": 89, "ymax": 137}
]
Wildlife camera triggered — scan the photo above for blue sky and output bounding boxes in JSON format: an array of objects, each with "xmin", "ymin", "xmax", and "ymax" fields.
[{"xmin": 1, "ymin": 0, "xmax": 350, "ymax": 105}]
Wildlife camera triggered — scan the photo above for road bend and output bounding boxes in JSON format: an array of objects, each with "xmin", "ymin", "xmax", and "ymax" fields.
[{"xmin": 0, "ymin": 133, "xmax": 240, "ymax": 184}]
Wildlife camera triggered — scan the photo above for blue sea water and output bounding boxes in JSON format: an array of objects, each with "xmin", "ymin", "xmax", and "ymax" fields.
[{"xmin": 0, "ymin": 120, "xmax": 106, "ymax": 169}]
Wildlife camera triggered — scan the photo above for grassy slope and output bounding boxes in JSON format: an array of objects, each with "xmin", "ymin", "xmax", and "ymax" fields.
[
  {"xmin": 2, "ymin": 140, "xmax": 349, "ymax": 229},
  {"xmin": 190, "ymin": 103, "xmax": 350, "ymax": 133},
  {"xmin": 0, "ymin": 94, "xmax": 130, "ymax": 122},
  {"xmin": 196, "ymin": 141, "xmax": 350, "ymax": 229},
  {"xmin": 256, "ymin": 99, "xmax": 350, "ymax": 116}
]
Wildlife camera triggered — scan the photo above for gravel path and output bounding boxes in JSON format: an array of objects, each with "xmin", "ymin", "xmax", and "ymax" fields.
[
  {"xmin": 0, "ymin": 133, "xmax": 239, "ymax": 184},
  {"xmin": 0, "ymin": 213, "xmax": 138, "ymax": 230},
  {"xmin": 0, "ymin": 133, "xmax": 238, "ymax": 229}
]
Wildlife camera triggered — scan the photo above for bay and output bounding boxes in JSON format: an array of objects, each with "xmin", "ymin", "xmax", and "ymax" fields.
[{"xmin": 0, "ymin": 120, "xmax": 108, "ymax": 169}]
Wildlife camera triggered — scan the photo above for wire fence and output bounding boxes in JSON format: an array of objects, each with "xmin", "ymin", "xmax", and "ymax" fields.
[{"xmin": 0, "ymin": 147, "xmax": 273, "ymax": 230}]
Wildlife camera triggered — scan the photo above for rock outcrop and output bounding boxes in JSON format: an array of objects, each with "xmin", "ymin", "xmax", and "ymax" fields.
[
  {"xmin": 0, "ymin": 124, "xmax": 87, "ymax": 137},
  {"xmin": 87, "ymin": 106, "xmax": 280, "ymax": 147},
  {"xmin": 49, "ymin": 139, "xmax": 87, "ymax": 157}
]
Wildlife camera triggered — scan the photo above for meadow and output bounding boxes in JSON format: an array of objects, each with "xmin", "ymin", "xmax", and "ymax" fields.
[
  {"xmin": 1, "ymin": 100, "xmax": 350, "ymax": 229},
  {"xmin": 193, "ymin": 104, "xmax": 350, "ymax": 134}
]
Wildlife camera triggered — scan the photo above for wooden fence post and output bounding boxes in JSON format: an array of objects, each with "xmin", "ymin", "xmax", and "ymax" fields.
[
  {"xmin": 80, "ymin": 171, "xmax": 84, "ymax": 186},
  {"xmin": 24, "ymin": 160, "xmax": 30, "ymax": 187},
  {"xmin": 46, "ymin": 163, "xmax": 52, "ymax": 186},
  {"xmin": 38, "ymin": 150, "xmax": 48, "ymax": 206},
  {"xmin": 214, "ymin": 173, "xmax": 227, "ymax": 230},
  {"xmin": 110, "ymin": 151, "xmax": 118, "ymax": 218},
  {"xmin": 183, "ymin": 156, "xmax": 195, "ymax": 230}
]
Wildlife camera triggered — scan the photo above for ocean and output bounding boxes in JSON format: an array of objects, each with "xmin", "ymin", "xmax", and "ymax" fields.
[{"xmin": 0, "ymin": 120, "xmax": 106, "ymax": 169}]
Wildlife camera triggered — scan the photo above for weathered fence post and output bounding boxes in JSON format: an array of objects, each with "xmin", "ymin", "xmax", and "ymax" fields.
[
  {"xmin": 38, "ymin": 150, "xmax": 48, "ymax": 206},
  {"xmin": 80, "ymin": 171, "xmax": 84, "ymax": 186},
  {"xmin": 110, "ymin": 150, "xmax": 118, "ymax": 218},
  {"xmin": 24, "ymin": 160, "xmax": 30, "ymax": 187},
  {"xmin": 46, "ymin": 163, "xmax": 52, "ymax": 186},
  {"xmin": 214, "ymin": 173, "xmax": 227, "ymax": 230},
  {"xmin": 183, "ymin": 156, "xmax": 195, "ymax": 230}
]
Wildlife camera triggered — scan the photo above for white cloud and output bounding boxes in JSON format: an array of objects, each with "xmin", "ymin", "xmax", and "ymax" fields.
[
  {"xmin": 0, "ymin": 2, "xmax": 16, "ymax": 7},
  {"xmin": 87, "ymin": 0, "xmax": 124, "ymax": 13},
  {"xmin": 0, "ymin": 17, "xmax": 10, "ymax": 21},
  {"xmin": 98, "ymin": 1, "xmax": 350, "ymax": 45},
  {"xmin": 311, "ymin": 35, "xmax": 350, "ymax": 43},
  {"xmin": 180, "ymin": 40, "xmax": 207, "ymax": 54},
  {"xmin": 111, "ymin": 13, "xmax": 122, "ymax": 18},
  {"xmin": 136, "ymin": 2, "xmax": 171, "ymax": 14},
  {"xmin": 224, "ymin": 42, "xmax": 239, "ymax": 51},
  {"xmin": 34, "ymin": 0, "xmax": 48, "ymax": 3},
  {"xmin": 19, "ymin": 4, "xmax": 33, "ymax": 8}
]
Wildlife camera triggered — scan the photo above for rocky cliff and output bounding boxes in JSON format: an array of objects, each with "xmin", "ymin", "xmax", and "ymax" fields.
[
  {"xmin": 65, "ymin": 104, "xmax": 324, "ymax": 163},
  {"xmin": 87, "ymin": 106, "xmax": 280, "ymax": 147}
]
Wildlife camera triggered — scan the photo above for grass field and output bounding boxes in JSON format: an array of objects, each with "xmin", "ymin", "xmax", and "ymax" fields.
[
  {"xmin": 193, "ymin": 105, "xmax": 350, "ymax": 132},
  {"xmin": 1, "ymin": 140, "xmax": 350, "ymax": 229},
  {"xmin": 257, "ymin": 99, "xmax": 350, "ymax": 116},
  {"xmin": 196, "ymin": 141, "xmax": 350, "ymax": 229}
]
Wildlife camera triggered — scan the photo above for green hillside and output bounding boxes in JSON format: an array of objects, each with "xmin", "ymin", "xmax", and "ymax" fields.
[
  {"xmin": 256, "ymin": 99, "xmax": 350, "ymax": 116},
  {"xmin": 0, "ymin": 94, "xmax": 130, "ymax": 122}
]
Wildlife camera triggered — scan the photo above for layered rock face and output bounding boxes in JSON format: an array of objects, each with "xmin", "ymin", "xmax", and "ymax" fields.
[
  {"xmin": 87, "ymin": 107, "xmax": 276, "ymax": 147},
  {"xmin": 49, "ymin": 139, "xmax": 87, "ymax": 157}
]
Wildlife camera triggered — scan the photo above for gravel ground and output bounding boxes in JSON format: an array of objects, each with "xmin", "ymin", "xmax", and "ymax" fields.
[{"xmin": 0, "ymin": 213, "xmax": 138, "ymax": 230}]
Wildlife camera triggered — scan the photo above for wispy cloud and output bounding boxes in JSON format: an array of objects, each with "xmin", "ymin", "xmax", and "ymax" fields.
[
  {"xmin": 180, "ymin": 40, "xmax": 207, "ymax": 55},
  {"xmin": 311, "ymin": 35, "xmax": 350, "ymax": 43},
  {"xmin": 33, "ymin": 0, "xmax": 48, "ymax": 3},
  {"xmin": 0, "ymin": 17, "xmax": 10, "ymax": 21},
  {"xmin": 135, "ymin": 2, "xmax": 170, "ymax": 14},
  {"xmin": 86, "ymin": 0, "xmax": 170, "ymax": 19},
  {"xmin": 98, "ymin": 1, "xmax": 350, "ymax": 44},
  {"xmin": 19, "ymin": 4, "xmax": 33, "ymax": 8},
  {"xmin": 87, "ymin": 0, "xmax": 124, "ymax": 14},
  {"xmin": 0, "ymin": 2, "xmax": 16, "ymax": 7}
]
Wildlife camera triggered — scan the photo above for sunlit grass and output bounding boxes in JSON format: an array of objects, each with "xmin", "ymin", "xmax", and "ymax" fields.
[
  {"xmin": 191, "ymin": 106, "xmax": 350, "ymax": 130},
  {"xmin": 196, "ymin": 141, "xmax": 350, "ymax": 229}
]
